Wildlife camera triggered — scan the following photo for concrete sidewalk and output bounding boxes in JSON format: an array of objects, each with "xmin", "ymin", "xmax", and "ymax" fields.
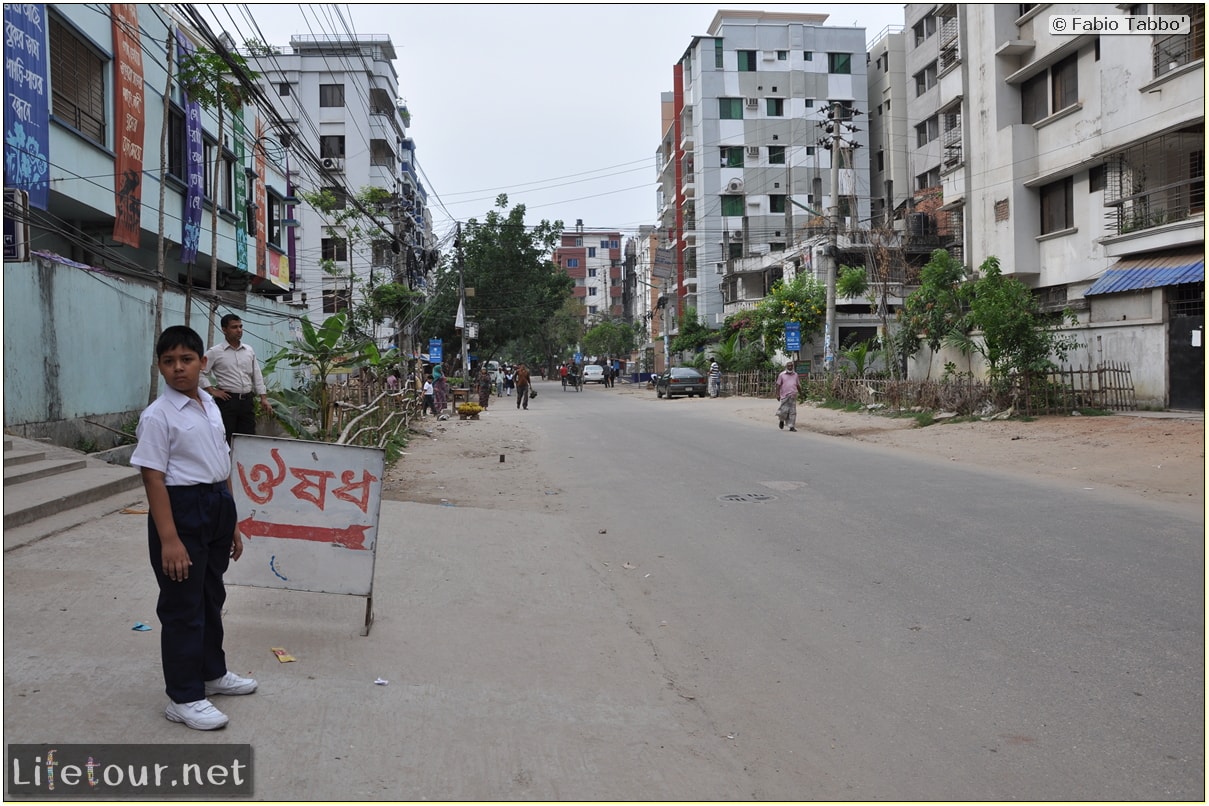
[{"xmin": 3, "ymin": 494, "xmax": 751, "ymax": 800}]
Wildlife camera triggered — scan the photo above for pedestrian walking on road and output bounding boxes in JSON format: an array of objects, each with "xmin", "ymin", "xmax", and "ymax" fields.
[
  {"xmin": 708, "ymin": 357, "xmax": 721, "ymax": 398},
  {"xmin": 422, "ymin": 375, "xmax": 435, "ymax": 416},
  {"xmin": 515, "ymin": 363, "xmax": 532, "ymax": 410},
  {"xmin": 477, "ymin": 366, "xmax": 492, "ymax": 409},
  {"xmin": 130, "ymin": 325, "xmax": 257, "ymax": 731},
  {"xmin": 775, "ymin": 360, "xmax": 800, "ymax": 432}
]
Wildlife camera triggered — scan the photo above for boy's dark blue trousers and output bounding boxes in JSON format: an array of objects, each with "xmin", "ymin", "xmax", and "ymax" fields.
[{"xmin": 147, "ymin": 481, "xmax": 236, "ymax": 704}]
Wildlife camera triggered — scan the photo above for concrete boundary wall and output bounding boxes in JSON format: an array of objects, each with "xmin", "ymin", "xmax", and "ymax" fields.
[{"xmin": 3, "ymin": 256, "xmax": 299, "ymax": 449}]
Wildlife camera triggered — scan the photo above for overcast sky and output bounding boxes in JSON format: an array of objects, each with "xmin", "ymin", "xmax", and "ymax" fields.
[{"xmin": 205, "ymin": 4, "xmax": 907, "ymax": 243}]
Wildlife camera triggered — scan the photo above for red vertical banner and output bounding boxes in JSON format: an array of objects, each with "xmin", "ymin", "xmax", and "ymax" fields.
[{"xmin": 111, "ymin": 4, "xmax": 144, "ymax": 247}]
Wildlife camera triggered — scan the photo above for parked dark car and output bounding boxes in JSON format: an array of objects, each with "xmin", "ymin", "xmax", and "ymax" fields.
[{"xmin": 655, "ymin": 367, "xmax": 707, "ymax": 398}]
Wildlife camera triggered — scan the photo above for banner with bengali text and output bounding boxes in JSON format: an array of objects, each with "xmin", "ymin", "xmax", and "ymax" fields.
[
  {"xmin": 3, "ymin": 4, "xmax": 50, "ymax": 210},
  {"xmin": 111, "ymin": 4, "xmax": 144, "ymax": 247},
  {"xmin": 176, "ymin": 29, "xmax": 203, "ymax": 264}
]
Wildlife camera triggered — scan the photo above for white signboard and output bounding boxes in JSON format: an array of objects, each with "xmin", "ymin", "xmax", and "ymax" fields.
[{"xmin": 226, "ymin": 435, "xmax": 384, "ymax": 600}]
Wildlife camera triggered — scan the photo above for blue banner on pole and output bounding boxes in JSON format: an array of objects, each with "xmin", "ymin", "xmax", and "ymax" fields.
[
  {"xmin": 785, "ymin": 322, "xmax": 801, "ymax": 352},
  {"xmin": 429, "ymin": 339, "xmax": 442, "ymax": 363},
  {"xmin": 3, "ymin": 4, "xmax": 50, "ymax": 210}
]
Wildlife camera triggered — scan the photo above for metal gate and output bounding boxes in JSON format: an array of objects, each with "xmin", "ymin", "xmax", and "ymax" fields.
[{"xmin": 1168, "ymin": 284, "xmax": 1204, "ymax": 410}]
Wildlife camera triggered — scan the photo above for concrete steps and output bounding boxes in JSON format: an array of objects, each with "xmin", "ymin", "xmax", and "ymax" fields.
[{"xmin": 3, "ymin": 435, "xmax": 145, "ymax": 549}]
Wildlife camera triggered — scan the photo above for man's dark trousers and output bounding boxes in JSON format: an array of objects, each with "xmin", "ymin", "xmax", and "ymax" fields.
[
  {"xmin": 216, "ymin": 394, "xmax": 256, "ymax": 441},
  {"xmin": 147, "ymin": 482, "xmax": 236, "ymax": 703}
]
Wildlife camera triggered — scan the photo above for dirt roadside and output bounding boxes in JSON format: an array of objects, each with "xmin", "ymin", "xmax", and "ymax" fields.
[{"xmin": 386, "ymin": 380, "xmax": 1205, "ymax": 512}]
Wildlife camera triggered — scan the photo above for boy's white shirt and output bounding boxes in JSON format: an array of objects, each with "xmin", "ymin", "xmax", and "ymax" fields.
[{"xmin": 130, "ymin": 386, "xmax": 231, "ymax": 485}]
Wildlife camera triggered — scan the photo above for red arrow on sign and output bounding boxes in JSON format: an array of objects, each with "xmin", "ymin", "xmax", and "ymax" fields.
[{"xmin": 238, "ymin": 517, "xmax": 371, "ymax": 550}]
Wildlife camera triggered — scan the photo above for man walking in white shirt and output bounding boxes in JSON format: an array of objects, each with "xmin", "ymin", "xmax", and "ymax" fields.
[{"xmin": 204, "ymin": 314, "xmax": 271, "ymax": 442}]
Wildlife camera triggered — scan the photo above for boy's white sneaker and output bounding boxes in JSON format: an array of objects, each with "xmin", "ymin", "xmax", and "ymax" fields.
[
  {"xmin": 165, "ymin": 698, "xmax": 229, "ymax": 730},
  {"xmin": 205, "ymin": 671, "xmax": 258, "ymax": 696}
]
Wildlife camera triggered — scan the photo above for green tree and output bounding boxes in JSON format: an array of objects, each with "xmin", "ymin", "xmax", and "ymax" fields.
[
  {"xmin": 582, "ymin": 317, "xmax": 637, "ymax": 360},
  {"xmin": 510, "ymin": 296, "xmax": 586, "ymax": 376},
  {"xmin": 669, "ymin": 306, "xmax": 716, "ymax": 355},
  {"xmin": 899, "ymin": 248, "xmax": 971, "ymax": 374},
  {"xmin": 300, "ymin": 185, "xmax": 399, "ymax": 341},
  {"xmin": 948, "ymin": 256, "xmax": 1081, "ymax": 383},
  {"xmin": 747, "ymin": 274, "xmax": 828, "ymax": 354},
  {"xmin": 420, "ymin": 195, "xmax": 572, "ymax": 361}
]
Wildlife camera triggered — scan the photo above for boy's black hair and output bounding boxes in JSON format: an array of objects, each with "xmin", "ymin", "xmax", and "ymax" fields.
[
  {"xmin": 156, "ymin": 325, "xmax": 205, "ymax": 358},
  {"xmin": 220, "ymin": 313, "xmax": 242, "ymax": 328}
]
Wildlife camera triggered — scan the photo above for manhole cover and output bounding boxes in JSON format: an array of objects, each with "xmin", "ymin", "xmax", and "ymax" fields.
[{"xmin": 718, "ymin": 493, "xmax": 777, "ymax": 503}]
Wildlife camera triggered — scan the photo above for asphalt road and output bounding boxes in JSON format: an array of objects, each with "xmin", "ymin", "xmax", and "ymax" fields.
[
  {"xmin": 529, "ymin": 383, "xmax": 1205, "ymax": 800},
  {"xmin": 4, "ymin": 383, "xmax": 1202, "ymax": 800}
]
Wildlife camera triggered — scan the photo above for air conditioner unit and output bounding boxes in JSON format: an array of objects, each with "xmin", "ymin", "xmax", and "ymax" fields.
[
  {"xmin": 320, "ymin": 157, "xmax": 344, "ymax": 172},
  {"xmin": 745, "ymin": 97, "xmax": 760, "ymax": 109},
  {"xmin": 763, "ymin": 50, "xmax": 777, "ymax": 61},
  {"xmin": 726, "ymin": 178, "xmax": 744, "ymax": 193},
  {"xmin": 745, "ymin": 146, "xmax": 760, "ymax": 159},
  {"xmin": 731, "ymin": 230, "xmax": 743, "ymax": 240}
]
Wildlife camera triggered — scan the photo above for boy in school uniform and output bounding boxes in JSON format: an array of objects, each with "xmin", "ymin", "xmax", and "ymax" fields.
[{"xmin": 130, "ymin": 325, "xmax": 257, "ymax": 730}]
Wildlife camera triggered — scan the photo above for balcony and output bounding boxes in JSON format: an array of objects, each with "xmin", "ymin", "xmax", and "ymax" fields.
[{"xmin": 1104, "ymin": 127, "xmax": 1205, "ymax": 236}]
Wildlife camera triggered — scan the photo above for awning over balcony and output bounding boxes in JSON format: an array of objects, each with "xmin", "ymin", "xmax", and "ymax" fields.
[{"xmin": 1085, "ymin": 251, "xmax": 1204, "ymax": 296}]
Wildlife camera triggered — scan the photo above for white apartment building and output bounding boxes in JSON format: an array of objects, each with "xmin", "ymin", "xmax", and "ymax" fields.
[
  {"xmin": 657, "ymin": 9, "xmax": 871, "ymax": 332},
  {"xmin": 553, "ymin": 225, "xmax": 624, "ymax": 326},
  {"xmin": 243, "ymin": 34, "xmax": 435, "ymax": 347},
  {"xmin": 867, "ymin": 25, "xmax": 910, "ymax": 230},
  {"xmin": 907, "ymin": 3, "xmax": 1203, "ymax": 407}
]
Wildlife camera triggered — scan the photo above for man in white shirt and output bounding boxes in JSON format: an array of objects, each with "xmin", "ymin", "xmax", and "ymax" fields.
[{"xmin": 204, "ymin": 314, "xmax": 271, "ymax": 442}]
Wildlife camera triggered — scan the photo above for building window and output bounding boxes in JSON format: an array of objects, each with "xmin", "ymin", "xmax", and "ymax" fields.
[
  {"xmin": 167, "ymin": 106, "xmax": 186, "ymax": 181},
  {"xmin": 319, "ymin": 186, "xmax": 348, "ymax": 209},
  {"xmin": 1040, "ymin": 177, "xmax": 1074, "ymax": 234},
  {"xmin": 916, "ymin": 168, "xmax": 941, "ymax": 190},
  {"xmin": 1153, "ymin": 3, "xmax": 1204, "ymax": 76},
  {"xmin": 321, "ymin": 237, "xmax": 348, "ymax": 262},
  {"xmin": 877, "ymin": 150, "xmax": 885, "ymax": 172},
  {"xmin": 588, "ymin": 287, "xmax": 597, "ymax": 296},
  {"xmin": 916, "ymin": 116, "xmax": 939, "ymax": 147},
  {"xmin": 1051, "ymin": 53, "xmax": 1078, "ymax": 112},
  {"xmin": 1088, "ymin": 164, "xmax": 1106, "ymax": 193},
  {"xmin": 715, "ymin": 38, "xmax": 724, "ymax": 68},
  {"xmin": 913, "ymin": 15, "xmax": 937, "ymax": 46},
  {"xmin": 319, "ymin": 84, "xmax": 345, "ymax": 107},
  {"xmin": 1021, "ymin": 72, "xmax": 1048, "ymax": 124},
  {"xmin": 588, "ymin": 267, "xmax": 597, "ymax": 278},
  {"xmin": 777, "ymin": 50, "xmax": 788, "ymax": 60},
  {"xmin": 806, "ymin": 146, "xmax": 815, "ymax": 156},
  {"xmin": 720, "ymin": 146, "xmax": 744, "ymax": 168},
  {"xmin": 50, "ymin": 16, "xmax": 107, "ymax": 144},
  {"xmin": 914, "ymin": 62, "xmax": 938, "ymax": 96},
  {"xmin": 320, "ymin": 135, "xmax": 345, "ymax": 158},
  {"xmin": 1022, "ymin": 54, "xmax": 1079, "ymax": 124},
  {"xmin": 728, "ymin": 241, "xmax": 744, "ymax": 259},
  {"xmin": 828, "ymin": 53, "xmax": 852, "ymax": 74},
  {"xmin": 567, "ymin": 258, "xmax": 579, "ymax": 268},
  {"xmin": 322, "ymin": 288, "xmax": 350, "ymax": 314},
  {"xmin": 719, "ymin": 98, "xmax": 744, "ymax": 119},
  {"xmin": 267, "ymin": 194, "xmax": 284, "ymax": 248},
  {"xmin": 587, "ymin": 247, "xmax": 596, "ymax": 257},
  {"xmin": 278, "ymin": 83, "xmax": 290, "ymax": 96},
  {"xmin": 803, "ymin": 50, "xmax": 813, "ymax": 61},
  {"xmin": 738, "ymin": 50, "xmax": 757, "ymax": 71},
  {"xmin": 721, "ymin": 195, "xmax": 744, "ymax": 216},
  {"xmin": 769, "ymin": 194, "xmax": 786, "ymax": 213},
  {"xmin": 766, "ymin": 98, "xmax": 784, "ymax": 116},
  {"xmin": 769, "ymin": 145, "xmax": 786, "ymax": 164}
]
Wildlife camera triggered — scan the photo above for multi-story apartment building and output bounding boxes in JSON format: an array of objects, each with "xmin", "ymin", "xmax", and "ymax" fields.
[
  {"xmin": 553, "ymin": 225, "xmax": 624, "ymax": 325},
  {"xmin": 867, "ymin": 25, "xmax": 910, "ymax": 230},
  {"xmin": 243, "ymin": 34, "xmax": 435, "ymax": 349},
  {"xmin": 907, "ymin": 3, "xmax": 1203, "ymax": 408},
  {"xmin": 3, "ymin": 4, "xmax": 298, "ymax": 443},
  {"xmin": 626, "ymin": 226, "xmax": 675, "ymax": 374},
  {"xmin": 657, "ymin": 10, "xmax": 872, "ymax": 333}
]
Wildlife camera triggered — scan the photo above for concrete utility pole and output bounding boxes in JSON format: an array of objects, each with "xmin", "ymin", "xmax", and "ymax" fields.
[{"xmin": 822, "ymin": 101, "xmax": 860, "ymax": 372}]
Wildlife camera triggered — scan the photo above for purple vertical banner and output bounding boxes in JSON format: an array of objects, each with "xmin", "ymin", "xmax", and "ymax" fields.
[
  {"xmin": 3, "ymin": 4, "xmax": 50, "ymax": 210},
  {"xmin": 176, "ymin": 29, "xmax": 203, "ymax": 264}
]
